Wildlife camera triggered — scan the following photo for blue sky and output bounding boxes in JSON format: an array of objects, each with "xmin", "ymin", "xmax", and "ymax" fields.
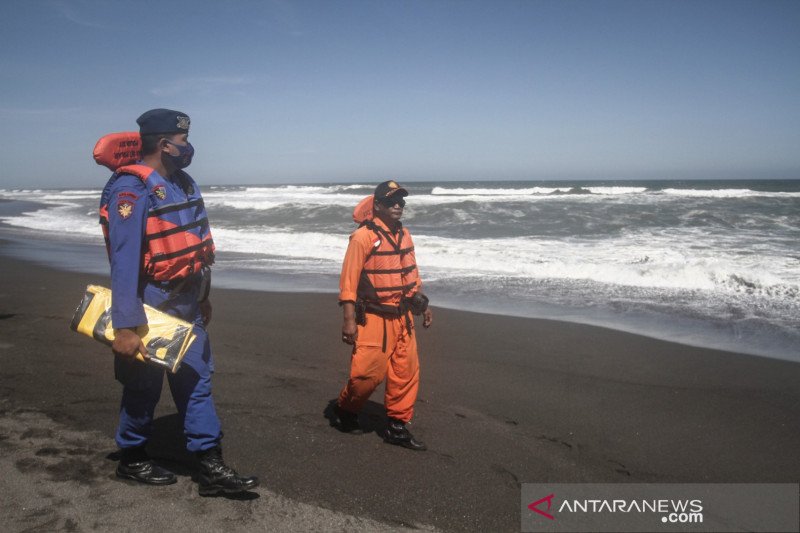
[{"xmin": 1, "ymin": 0, "xmax": 798, "ymax": 187}]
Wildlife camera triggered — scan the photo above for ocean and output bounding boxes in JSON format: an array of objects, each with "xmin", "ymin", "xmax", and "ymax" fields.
[{"xmin": 1, "ymin": 179, "xmax": 798, "ymax": 361}]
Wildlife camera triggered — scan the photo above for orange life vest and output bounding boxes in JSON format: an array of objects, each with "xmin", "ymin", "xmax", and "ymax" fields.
[
  {"xmin": 356, "ymin": 219, "xmax": 420, "ymax": 308},
  {"xmin": 99, "ymin": 163, "xmax": 215, "ymax": 281}
]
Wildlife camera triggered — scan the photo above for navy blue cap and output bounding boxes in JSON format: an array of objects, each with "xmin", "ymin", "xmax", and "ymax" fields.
[{"xmin": 136, "ymin": 108, "xmax": 190, "ymax": 135}]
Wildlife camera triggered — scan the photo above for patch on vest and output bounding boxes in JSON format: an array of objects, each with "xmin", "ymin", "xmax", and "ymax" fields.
[
  {"xmin": 117, "ymin": 200, "xmax": 134, "ymax": 220},
  {"xmin": 152, "ymin": 185, "xmax": 166, "ymax": 200}
]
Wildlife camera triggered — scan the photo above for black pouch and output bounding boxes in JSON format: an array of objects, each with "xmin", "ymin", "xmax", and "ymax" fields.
[
  {"xmin": 355, "ymin": 299, "xmax": 367, "ymax": 326},
  {"xmin": 407, "ymin": 293, "xmax": 429, "ymax": 316},
  {"xmin": 197, "ymin": 266, "xmax": 211, "ymax": 303}
]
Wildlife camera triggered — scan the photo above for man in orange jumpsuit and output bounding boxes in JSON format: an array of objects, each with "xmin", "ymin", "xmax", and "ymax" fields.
[{"xmin": 335, "ymin": 180, "xmax": 433, "ymax": 451}]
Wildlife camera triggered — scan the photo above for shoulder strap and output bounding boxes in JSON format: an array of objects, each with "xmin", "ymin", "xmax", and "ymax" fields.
[
  {"xmin": 115, "ymin": 164, "xmax": 154, "ymax": 182},
  {"xmin": 362, "ymin": 220, "xmax": 403, "ymax": 254}
]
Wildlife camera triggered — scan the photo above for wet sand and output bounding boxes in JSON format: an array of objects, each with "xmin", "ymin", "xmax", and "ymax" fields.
[{"xmin": 1, "ymin": 251, "xmax": 798, "ymax": 531}]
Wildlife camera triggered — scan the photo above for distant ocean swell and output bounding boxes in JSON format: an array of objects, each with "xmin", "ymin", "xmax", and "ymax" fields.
[{"xmin": 1, "ymin": 179, "xmax": 798, "ymax": 361}]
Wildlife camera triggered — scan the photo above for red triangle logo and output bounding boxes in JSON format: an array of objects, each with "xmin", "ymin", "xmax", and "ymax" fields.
[{"xmin": 528, "ymin": 493, "xmax": 555, "ymax": 520}]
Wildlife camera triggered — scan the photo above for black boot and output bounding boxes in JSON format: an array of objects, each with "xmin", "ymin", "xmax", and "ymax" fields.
[
  {"xmin": 116, "ymin": 446, "xmax": 177, "ymax": 485},
  {"xmin": 334, "ymin": 404, "xmax": 361, "ymax": 433},
  {"xmin": 195, "ymin": 446, "xmax": 259, "ymax": 496},
  {"xmin": 384, "ymin": 418, "xmax": 427, "ymax": 451}
]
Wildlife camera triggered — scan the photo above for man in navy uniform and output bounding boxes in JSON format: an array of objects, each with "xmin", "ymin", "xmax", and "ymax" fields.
[{"xmin": 99, "ymin": 109, "xmax": 258, "ymax": 495}]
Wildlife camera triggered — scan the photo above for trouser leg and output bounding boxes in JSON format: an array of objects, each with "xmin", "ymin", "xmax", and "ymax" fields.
[
  {"xmin": 115, "ymin": 366, "xmax": 165, "ymax": 449},
  {"xmin": 385, "ymin": 318, "xmax": 420, "ymax": 423},
  {"xmin": 167, "ymin": 327, "xmax": 222, "ymax": 453},
  {"xmin": 338, "ymin": 313, "xmax": 390, "ymax": 413}
]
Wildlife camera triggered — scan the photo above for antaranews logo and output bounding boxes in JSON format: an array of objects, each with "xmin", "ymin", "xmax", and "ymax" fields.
[
  {"xmin": 522, "ymin": 483, "xmax": 799, "ymax": 533},
  {"xmin": 527, "ymin": 492, "xmax": 704, "ymax": 525}
]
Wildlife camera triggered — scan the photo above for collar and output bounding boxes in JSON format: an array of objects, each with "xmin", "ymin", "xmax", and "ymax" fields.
[{"xmin": 371, "ymin": 216, "xmax": 401, "ymax": 235}]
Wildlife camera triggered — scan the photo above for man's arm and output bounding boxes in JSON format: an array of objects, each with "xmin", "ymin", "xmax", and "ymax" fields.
[
  {"xmin": 405, "ymin": 231, "xmax": 432, "ymax": 329},
  {"xmin": 107, "ymin": 177, "xmax": 149, "ymax": 359},
  {"xmin": 339, "ymin": 231, "xmax": 370, "ymax": 344}
]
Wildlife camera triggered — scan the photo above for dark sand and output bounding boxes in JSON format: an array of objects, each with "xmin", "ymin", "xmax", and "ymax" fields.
[{"xmin": 1, "ymin": 252, "xmax": 798, "ymax": 532}]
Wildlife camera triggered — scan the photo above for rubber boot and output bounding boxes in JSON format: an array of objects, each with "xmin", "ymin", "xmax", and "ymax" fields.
[
  {"xmin": 384, "ymin": 418, "xmax": 427, "ymax": 451},
  {"xmin": 334, "ymin": 404, "xmax": 361, "ymax": 433},
  {"xmin": 195, "ymin": 446, "xmax": 259, "ymax": 496},
  {"xmin": 116, "ymin": 445, "xmax": 177, "ymax": 485}
]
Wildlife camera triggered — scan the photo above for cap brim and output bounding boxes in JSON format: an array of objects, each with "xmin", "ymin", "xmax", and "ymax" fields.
[{"xmin": 385, "ymin": 187, "xmax": 409, "ymax": 198}]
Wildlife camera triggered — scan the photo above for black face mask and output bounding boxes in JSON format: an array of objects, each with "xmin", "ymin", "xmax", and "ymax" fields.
[{"xmin": 163, "ymin": 140, "xmax": 195, "ymax": 169}]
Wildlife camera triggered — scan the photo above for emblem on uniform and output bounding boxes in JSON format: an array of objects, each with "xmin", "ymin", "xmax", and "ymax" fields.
[
  {"xmin": 152, "ymin": 185, "xmax": 167, "ymax": 200},
  {"xmin": 185, "ymin": 183, "xmax": 194, "ymax": 195},
  {"xmin": 117, "ymin": 200, "xmax": 134, "ymax": 219},
  {"xmin": 176, "ymin": 115, "xmax": 190, "ymax": 130}
]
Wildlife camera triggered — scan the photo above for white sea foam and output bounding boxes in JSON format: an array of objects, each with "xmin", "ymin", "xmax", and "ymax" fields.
[
  {"xmin": 584, "ymin": 186, "xmax": 648, "ymax": 195},
  {"xmin": 0, "ymin": 204, "xmax": 99, "ymax": 237},
  {"xmin": 203, "ymin": 190, "xmax": 367, "ymax": 210},
  {"xmin": 416, "ymin": 233, "xmax": 796, "ymax": 295},
  {"xmin": 431, "ymin": 185, "xmax": 649, "ymax": 196},
  {"xmin": 660, "ymin": 188, "xmax": 800, "ymax": 198},
  {"xmin": 212, "ymin": 227, "xmax": 347, "ymax": 265},
  {"xmin": 209, "ymin": 225, "xmax": 799, "ymax": 306},
  {"xmin": 0, "ymin": 188, "xmax": 99, "ymax": 195},
  {"xmin": 431, "ymin": 186, "xmax": 573, "ymax": 195},
  {"xmin": 3, "ymin": 189, "xmax": 796, "ymax": 304},
  {"xmin": 3, "ymin": 183, "xmax": 798, "ymax": 360}
]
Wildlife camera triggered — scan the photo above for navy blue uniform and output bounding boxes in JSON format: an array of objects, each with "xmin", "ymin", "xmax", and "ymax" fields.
[{"xmin": 100, "ymin": 169, "xmax": 221, "ymax": 452}]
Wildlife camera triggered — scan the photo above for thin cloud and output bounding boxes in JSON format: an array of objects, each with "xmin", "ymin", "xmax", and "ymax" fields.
[
  {"xmin": 49, "ymin": 0, "xmax": 109, "ymax": 29},
  {"xmin": 0, "ymin": 106, "xmax": 85, "ymax": 116},
  {"xmin": 150, "ymin": 77, "xmax": 250, "ymax": 97},
  {"xmin": 253, "ymin": 0, "xmax": 306, "ymax": 37}
]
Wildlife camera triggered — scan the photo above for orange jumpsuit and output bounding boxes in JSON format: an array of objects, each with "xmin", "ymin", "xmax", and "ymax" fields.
[{"xmin": 337, "ymin": 218, "xmax": 421, "ymax": 423}]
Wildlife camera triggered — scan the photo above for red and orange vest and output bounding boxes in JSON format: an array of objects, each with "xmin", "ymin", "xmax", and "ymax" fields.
[
  {"xmin": 356, "ymin": 219, "xmax": 420, "ymax": 308},
  {"xmin": 99, "ymin": 164, "xmax": 215, "ymax": 281}
]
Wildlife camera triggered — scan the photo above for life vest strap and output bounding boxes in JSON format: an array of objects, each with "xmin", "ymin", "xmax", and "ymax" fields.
[
  {"xmin": 363, "ymin": 265, "xmax": 417, "ymax": 275},
  {"xmin": 149, "ymin": 198, "xmax": 204, "ymax": 217},
  {"xmin": 371, "ymin": 246, "xmax": 414, "ymax": 256},
  {"xmin": 148, "ymin": 240, "xmax": 214, "ymax": 263},
  {"xmin": 371, "ymin": 282, "xmax": 418, "ymax": 293},
  {"xmin": 362, "ymin": 220, "xmax": 405, "ymax": 256},
  {"xmin": 145, "ymin": 217, "xmax": 209, "ymax": 242}
]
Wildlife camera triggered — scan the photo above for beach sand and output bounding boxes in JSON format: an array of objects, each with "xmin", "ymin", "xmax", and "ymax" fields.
[{"xmin": 1, "ymin": 251, "xmax": 798, "ymax": 531}]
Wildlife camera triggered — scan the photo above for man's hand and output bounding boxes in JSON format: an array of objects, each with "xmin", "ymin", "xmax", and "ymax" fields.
[
  {"xmin": 342, "ymin": 317, "xmax": 358, "ymax": 345},
  {"xmin": 112, "ymin": 327, "xmax": 149, "ymax": 360},
  {"xmin": 200, "ymin": 298, "xmax": 212, "ymax": 327},
  {"xmin": 422, "ymin": 308, "xmax": 433, "ymax": 329},
  {"xmin": 341, "ymin": 302, "xmax": 358, "ymax": 345}
]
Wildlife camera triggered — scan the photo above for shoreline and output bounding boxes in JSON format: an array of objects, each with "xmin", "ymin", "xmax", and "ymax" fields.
[
  {"xmin": 0, "ymin": 225, "xmax": 795, "ymax": 363},
  {"xmin": 1, "ymin": 251, "xmax": 799, "ymax": 531}
]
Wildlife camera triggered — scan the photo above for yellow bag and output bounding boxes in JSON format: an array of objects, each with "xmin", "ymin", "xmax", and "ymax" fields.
[{"xmin": 70, "ymin": 285, "xmax": 196, "ymax": 373}]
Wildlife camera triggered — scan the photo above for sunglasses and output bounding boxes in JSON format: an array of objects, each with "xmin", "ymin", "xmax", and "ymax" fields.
[{"xmin": 379, "ymin": 197, "xmax": 406, "ymax": 208}]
